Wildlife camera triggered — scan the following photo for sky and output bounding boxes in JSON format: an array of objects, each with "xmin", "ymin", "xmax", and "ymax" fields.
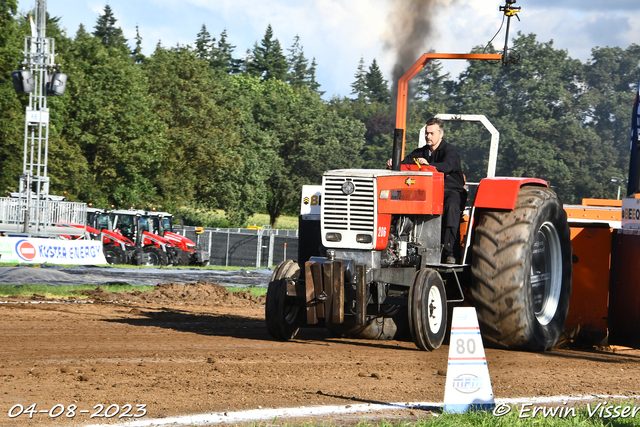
[{"xmin": 15, "ymin": 0, "xmax": 640, "ymax": 99}]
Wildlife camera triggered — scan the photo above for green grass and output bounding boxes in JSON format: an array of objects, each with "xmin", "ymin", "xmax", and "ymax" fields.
[
  {"xmin": 173, "ymin": 206, "xmax": 298, "ymax": 229},
  {"xmin": 227, "ymin": 286, "xmax": 267, "ymax": 297},
  {"xmin": 0, "ymin": 262, "xmax": 265, "ymax": 270},
  {"xmin": 246, "ymin": 213, "xmax": 298, "ymax": 229},
  {"xmin": 421, "ymin": 404, "xmax": 640, "ymax": 426},
  {"xmin": 0, "ymin": 284, "xmax": 267, "ymax": 299},
  {"xmin": 0, "ymin": 284, "xmax": 155, "ymax": 299},
  {"xmin": 233, "ymin": 402, "xmax": 640, "ymax": 426}
]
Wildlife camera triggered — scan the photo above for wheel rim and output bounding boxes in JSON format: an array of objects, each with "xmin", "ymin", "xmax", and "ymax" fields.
[
  {"xmin": 427, "ymin": 284, "xmax": 443, "ymax": 334},
  {"xmin": 284, "ymin": 302, "xmax": 299, "ymax": 325},
  {"xmin": 282, "ymin": 277, "xmax": 300, "ymax": 326},
  {"xmin": 531, "ymin": 221, "xmax": 562, "ymax": 326},
  {"xmin": 146, "ymin": 253, "xmax": 159, "ymax": 265},
  {"xmin": 105, "ymin": 251, "xmax": 117, "ymax": 264}
]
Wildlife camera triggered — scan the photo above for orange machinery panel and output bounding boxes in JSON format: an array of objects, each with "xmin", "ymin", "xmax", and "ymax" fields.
[
  {"xmin": 565, "ymin": 205, "xmax": 621, "ymax": 222},
  {"xmin": 608, "ymin": 230, "xmax": 640, "ymax": 347},
  {"xmin": 377, "ymin": 174, "xmax": 444, "ymax": 215},
  {"xmin": 564, "ymin": 226, "xmax": 612, "ymax": 336}
]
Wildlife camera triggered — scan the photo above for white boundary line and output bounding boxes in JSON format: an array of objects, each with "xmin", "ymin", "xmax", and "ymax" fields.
[
  {"xmin": 85, "ymin": 394, "xmax": 640, "ymax": 427},
  {"xmin": 0, "ymin": 300, "xmax": 94, "ymax": 304}
]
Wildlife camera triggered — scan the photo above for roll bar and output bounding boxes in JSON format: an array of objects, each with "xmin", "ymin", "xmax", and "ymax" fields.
[{"xmin": 391, "ymin": 53, "xmax": 502, "ymax": 170}]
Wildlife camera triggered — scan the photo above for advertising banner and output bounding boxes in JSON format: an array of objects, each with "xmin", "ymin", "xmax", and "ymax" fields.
[
  {"xmin": 622, "ymin": 198, "xmax": 640, "ymax": 229},
  {"xmin": 0, "ymin": 237, "xmax": 107, "ymax": 265},
  {"xmin": 300, "ymin": 185, "xmax": 322, "ymax": 219}
]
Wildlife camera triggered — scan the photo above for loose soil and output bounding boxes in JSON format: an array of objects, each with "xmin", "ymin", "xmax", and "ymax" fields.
[{"xmin": 1, "ymin": 282, "xmax": 639, "ymax": 426}]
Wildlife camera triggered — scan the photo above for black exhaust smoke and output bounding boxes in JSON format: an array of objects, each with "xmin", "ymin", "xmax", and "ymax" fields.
[
  {"xmin": 385, "ymin": 0, "xmax": 439, "ymax": 107},
  {"xmin": 386, "ymin": 0, "xmax": 445, "ymax": 165}
]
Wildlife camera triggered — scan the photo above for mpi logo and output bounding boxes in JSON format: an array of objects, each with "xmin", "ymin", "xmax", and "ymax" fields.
[
  {"xmin": 15, "ymin": 240, "xmax": 37, "ymax": 261},
  {"xmin": 452, "ymin": 374, "xmax": 483, "ymax": 394}
]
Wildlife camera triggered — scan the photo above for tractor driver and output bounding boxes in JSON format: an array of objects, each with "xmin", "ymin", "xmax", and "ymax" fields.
[{"xmin": 386, "ymin": 117, "xmax": 467, "ymax": 264}]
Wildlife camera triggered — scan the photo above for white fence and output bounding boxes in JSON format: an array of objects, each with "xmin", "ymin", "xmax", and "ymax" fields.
[{"xmin": 0, "ymin": 197, "xmax": 86, "ymax": 235}]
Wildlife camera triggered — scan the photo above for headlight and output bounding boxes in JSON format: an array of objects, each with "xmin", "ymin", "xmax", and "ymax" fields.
[
  {"xmin": 356, "ymin": 234, "xmax": 372, "ymax": 243},
  {"xmin": 325, "ymin": 233, "xmax": 342, "ymax": 242}
]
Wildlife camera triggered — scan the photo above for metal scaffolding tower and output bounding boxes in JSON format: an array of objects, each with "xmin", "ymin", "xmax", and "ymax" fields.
[
  {"xmin": 0, "ymin": 0, "xmax": 86, "ymax": 236},
  {"xmin": 19, "ymin": 0, "xmax": 54, "ymax": 200}
]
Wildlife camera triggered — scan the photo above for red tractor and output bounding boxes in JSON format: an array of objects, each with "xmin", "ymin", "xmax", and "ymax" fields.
[
  {"xmin": 86, "ymin": 207, "xmax": 147, "ymax": 265},
  {"xmin": 107, "ymin": 209, "xmax": 180, "ymax": 266},
  {"xmin": 265, "ymin": 54, "xmax": 573, "ymax": 352},
  {"xmin": 149, "ymin": 211, "xmax": 210, "ymax": 266}
]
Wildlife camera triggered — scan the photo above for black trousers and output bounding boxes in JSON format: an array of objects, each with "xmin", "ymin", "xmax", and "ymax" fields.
[{"xmin": 442, "ymin": 189, "xmax": 467, "ymax": 260}]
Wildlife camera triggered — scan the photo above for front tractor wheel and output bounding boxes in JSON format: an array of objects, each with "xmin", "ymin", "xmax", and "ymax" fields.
[
  {"xmin": 174, "ymin": 248, "xmax": 190, "ymax": 266},
  {"xmin": 409, "ymin": 268, "xmax": 447, "ymax": 351},
  {"xmin": 265, "ymin": 260, "xmax": 303, "ymax": 340},
  {"xmin": 104, "ymin": 245, "xmax": 125, "ymax": 265},
  {"xmin": 471, "ymin": 186, "xmax": 572, "ymax": 351},
  {"xmin": 143, "ymin": 246, "xmax": 168, "ymax": 266}
]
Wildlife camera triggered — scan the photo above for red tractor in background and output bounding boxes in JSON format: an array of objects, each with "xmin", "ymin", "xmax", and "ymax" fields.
[
  {"xmin": 85, "ymin": 207, "xmax": 147, "ymax": 265},
  {"xmin": 149, "ymin": 211, "xmax": 210, "ymax": 266},
  {"xmin": 85, "ymin": 208, "xmax": 208, "ymax": 266},
  {"xmin": 265, "ymin": 51, "xmax": 573, "ymax": 352},
  {"xmin": 107, "ymin": 209, "xmax": 181, "ymax": 266}
]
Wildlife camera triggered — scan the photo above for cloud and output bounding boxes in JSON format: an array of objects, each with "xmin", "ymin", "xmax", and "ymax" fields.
[
  {"xmin": 16, "ymin": 0, "xmax": 640, "ymax": 99},
  {"xmin": 526, "ymin": 0, "xmax": 640, "ymax": 12},
  {"xmin": 430, "ymin": 0, "xmax": 640, "ymax": 80}
]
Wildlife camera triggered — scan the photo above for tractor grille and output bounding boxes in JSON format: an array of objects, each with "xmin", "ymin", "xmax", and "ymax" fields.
[{"xmin": 323, "ymin": 176, "xmax": 375, "ymax": 232}]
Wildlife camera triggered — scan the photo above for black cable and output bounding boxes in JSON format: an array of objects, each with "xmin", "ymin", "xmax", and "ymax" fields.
[{"xmin": 484, "ymin": 13, "xmax": 506, "ymax": 54}]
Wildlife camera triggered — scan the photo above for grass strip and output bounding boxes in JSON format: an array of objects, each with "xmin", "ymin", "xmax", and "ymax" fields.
[
  {"xmin": 0, "ymin": 284, "xmax": 267, "ymax": 299},
  {"xmin": 0, "ymin": 262, "xmax": 266, "ymax": 270}
]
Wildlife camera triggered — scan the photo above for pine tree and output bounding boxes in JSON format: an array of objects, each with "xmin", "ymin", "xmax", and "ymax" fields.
[
  {"xmin": 241, "ymin": 47, "xmax": 255, "ymax": 74},
  {"xmin": 75, "ymin": 23, "xmax": 88, "ymax": 40},
  {"xmin": 287, "ymin": 35, "xmax": 309, "ymax": 88},
  {"xmin": 93, "ymin": 4, "xmax": 128, "ymax": 49},
  {"xmin": 308, "ymin": 57, "xmax": 323, "ymax": 95},
  {"xmin": 366, "ymin": 59, "xmax": 390, "ymax": 104},
  {"xmin": 211, "ymin": 29, "xmax": 242, "ymax": 74},
  {"xmin": 194, "ymin": 24, "xmax": 213, "ymax": 61},
  {"xmin": 413, "ymin": 59, "xmax": 453, "ymax": 117},
  {"xmin": 247, "ymin": 24, "xmax": 288, "ymax": 81},
  {"xmin": 131, "ymin": 25, "xmax": 145, "ymax": 63},
  {"xmin": 351, "ymin": 57, "xmax": 368, "ymax": 100}
]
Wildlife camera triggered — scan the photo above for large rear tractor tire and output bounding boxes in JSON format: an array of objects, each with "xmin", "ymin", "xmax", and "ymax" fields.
[
  {"xmin": 104, "ymin": 245, "xmax": 126, "ymax": 265},
  {"xmin": 470, "ymin": 186, "xmax": 572, "ymax": 351},
  {"xmin": 408, "ymin": 268, "xmax": 447, "ymax": 351},
  {"xmin": 265, "ymin": 260, "xmax": 303, "ymax": 340},
  {"xmin": 144, "ymin": 246, "xmax": 168, "ymax": 266}
]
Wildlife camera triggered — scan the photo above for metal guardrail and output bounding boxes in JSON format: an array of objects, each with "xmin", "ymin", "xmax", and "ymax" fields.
[{"xmin": 0, "ymin": 197, "xmax": 87, "ymax": 236}]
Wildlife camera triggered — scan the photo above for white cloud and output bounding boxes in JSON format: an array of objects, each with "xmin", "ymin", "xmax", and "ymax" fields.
[{"xmin": 15, "ymin": 0, "xmax": 640, "ymax": 98}]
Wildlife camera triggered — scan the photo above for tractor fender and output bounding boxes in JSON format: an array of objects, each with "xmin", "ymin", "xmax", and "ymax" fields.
[{"xmin": 474, "ymin": 177, "xmax": 548, "ymax": 210}]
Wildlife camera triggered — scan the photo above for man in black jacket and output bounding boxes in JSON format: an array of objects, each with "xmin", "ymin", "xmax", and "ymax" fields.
[{"xmin": 386, "ymin": 117, "xmax": 467, "ymax": 264}]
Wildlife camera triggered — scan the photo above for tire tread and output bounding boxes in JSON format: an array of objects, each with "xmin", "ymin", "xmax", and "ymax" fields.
[{"xmin": 470, "ymin": 186, "xmax": 572, "ymax": 351}]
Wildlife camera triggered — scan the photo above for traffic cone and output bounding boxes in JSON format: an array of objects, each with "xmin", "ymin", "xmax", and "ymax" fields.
[{"xmin": 443, "ymin": 307, "xmax": 494, "ymax": 413}]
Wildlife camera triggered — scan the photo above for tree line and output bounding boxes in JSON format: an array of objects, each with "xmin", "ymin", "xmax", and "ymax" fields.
[{"xmin": 0, "ymin": 1, "xmax": 638, "ymax": 227}]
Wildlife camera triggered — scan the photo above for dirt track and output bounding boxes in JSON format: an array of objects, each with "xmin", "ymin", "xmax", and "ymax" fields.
[{"xmin": 1, "ymin": 282, "xmax": 640, "ymax": 426}]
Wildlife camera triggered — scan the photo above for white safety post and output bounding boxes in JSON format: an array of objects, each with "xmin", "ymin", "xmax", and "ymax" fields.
[
  {"xmin": 443, "ymin": 307, "xmax": 495, "ymax": 413},
  {"xmin": 225, "ymin": 229, "xmax": 230, "ymax": 267},
  {"xmin": 267, "ymin": 231, "xmax": 275, "ymax": 267}
]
